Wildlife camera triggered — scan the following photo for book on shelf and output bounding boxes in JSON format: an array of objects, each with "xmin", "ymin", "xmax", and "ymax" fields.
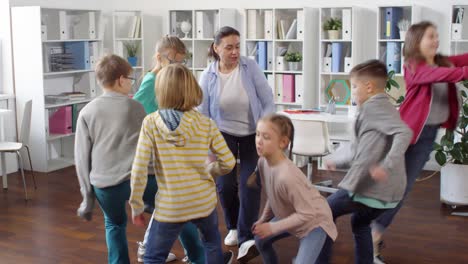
[
  {"xmin": 49, "ymin": 106, "xmax": 72, "ymax": 134},
  {"xmin": 64, "ymin": 41, "xmax": 91, "ymax": 70},
  {"xmin": 128, "ymin": 16, "xmax": 141, "ymax": 38},
  {"xmin": 285, "ymin": 19, "xmax": 297, "ymax": 39}
]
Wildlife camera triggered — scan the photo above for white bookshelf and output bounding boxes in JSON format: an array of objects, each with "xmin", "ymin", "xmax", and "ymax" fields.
[
  {"xmin": 450, "ymin": 5, "xmax": 468, "ymax": 55},
  {"xmin": 113, "ymin": 10, "xmax": 145, "ymax": 94},
  {"xmin": 169, "ymin": 9, "xmax": 237, "ymax": 80},
  {"xmin": 11, "ymin": 6, "xmax": 103, "ymax": 172},
  {"xmin": 318, "ymin": 6, "xmax": 375, "ymax": 110},
  {"xmin": 376, "ymin": 5, "xmax": 420, "ymax": 103},
  {"xmin": 243, "ymin": 8, "xmax": 317, "ymax": 109}
]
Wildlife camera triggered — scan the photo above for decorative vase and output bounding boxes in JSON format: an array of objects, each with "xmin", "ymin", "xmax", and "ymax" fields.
[
  {"xmin": 399, "ymin": 30, "xmax": 407, "ymax": 40},
  {"xmin": 127, "ymin": 56, "xmax": 138, "ymax": 67},
  {"xmin": 327, "ymin": 30, "xmax": 340, "ymax": 40},
  {"xmin": 180, "ymin": 21, "xmax": 192, "ymax": 39},
  {"xmin": 288, "ymin": 62, "xmax": 301, "ymax": 71}
]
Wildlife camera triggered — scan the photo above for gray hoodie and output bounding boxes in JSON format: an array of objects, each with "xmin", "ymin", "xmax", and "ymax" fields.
[{"xmin": 329, "ymin": 93, "xmax": 413, "ymax": 202}]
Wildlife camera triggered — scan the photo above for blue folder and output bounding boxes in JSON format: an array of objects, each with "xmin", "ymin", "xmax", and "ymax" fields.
[
  {"xmin": 257, "ymin": 41, "xmax": 267, "ymax": 71},
  {"xmin": 386, "ymin": 42, "xmax": 401, "ymax": 73},
  {"xmin": 331, "ymin": 42, "xmax": 343, "ymax": 73},
  {"xmin": 64, "ymin": 41, "xmax": 90, "ymax": 70},
  {"xmin": 385, "ymin": 7, "xmax": 403, "ymax": 39}
]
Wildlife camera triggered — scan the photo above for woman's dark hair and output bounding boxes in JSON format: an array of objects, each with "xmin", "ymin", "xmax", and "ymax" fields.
[{"xmin": 208, "ymin": 26, "xmax": 240, "ymax": 61}]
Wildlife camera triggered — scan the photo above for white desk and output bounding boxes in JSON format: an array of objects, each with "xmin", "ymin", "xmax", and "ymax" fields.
[{"xmin": 0, "ymin": 109, "xmax": 13, "ymax": 189}]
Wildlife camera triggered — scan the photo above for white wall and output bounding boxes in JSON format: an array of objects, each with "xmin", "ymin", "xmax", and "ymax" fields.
[{"xmin": 10, "ymin": 0, "xmax": 466, "ymax": 172}]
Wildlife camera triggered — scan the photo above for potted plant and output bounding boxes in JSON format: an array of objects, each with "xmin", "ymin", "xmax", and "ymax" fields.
[
  {"xmin": 284, "ymin": 52, "xmax": 302, "ymax": 71},
  {"xmin": 398, "ymin": 19, "xmax": 411, "ymax": 40},
  {"xmin": 323, "ymin": 17, "xmax": 342, "ymax": 40},
  {"xmin": 434, "ymin": 84, "xmax": 468, "ymax": 207},
  {"xmin": 385, "ymin": 70, "xmax": 405, "ymax": 105},
  {"xmin": 123, "ymin": 41, "xmax": 140, "ymax": 67}
]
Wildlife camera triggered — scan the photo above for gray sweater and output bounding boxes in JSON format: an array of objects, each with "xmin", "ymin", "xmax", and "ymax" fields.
[
  {"xmin": 75, "ymin": 91, "xmax": 146, "ymax": 219},
  {"xmin": 329, "ymin": 93, "xmax": 413, "ymax": 202}
]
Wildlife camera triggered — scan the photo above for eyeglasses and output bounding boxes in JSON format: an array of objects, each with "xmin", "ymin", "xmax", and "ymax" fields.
[
  {"xmin": 125, "ymin": 76, "xmax": 136, "ymax": 85},
  {"xmin": 162, "ymin": 54, "xmax": 187, "ymax": 65}
]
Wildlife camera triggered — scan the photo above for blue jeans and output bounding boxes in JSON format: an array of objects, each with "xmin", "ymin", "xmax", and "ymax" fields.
[
  {"xmin": 317, "ymin": 189, "xmax": 386, "ymax": 264},
  {"xmin": 144, "ymin": 209, "xmax": 223, "ymax": 264},
  {"xmin": 255, "ymin": 222, "xmax": 327, "ymax": 264},
  {"xmin": 93, "ymin": 180, "xmax": 131, "ymax": 264},
  {"xmin": 373, "ymin": 125, "xmax": 439, "ymax": 231},
  {"xmin": 143, "ymin": 175, "xmax": 205, "ymax": 264},
  {"xmin": 217, "ymin": 132, "xmax": 261, "ymax": 245}
]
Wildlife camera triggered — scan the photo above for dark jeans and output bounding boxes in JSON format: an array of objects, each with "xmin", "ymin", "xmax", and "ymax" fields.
[
  {"xmin": 373, "ymin": 125, "xmax": 439, "ymax": 231},
  {"xmin": 143, "ymin": 175, "xmax": 205, "ymax": 264},
  {"xmin": 317, "ymin": 189, "xmax": 386, "ymax": 264},
  {"xmin": 144, "ymin": 209, "xmax": 223, "ymax": 264},
  {"xmin": 217, "ymin": 132, "xmax": 261, "ymax": 245}
]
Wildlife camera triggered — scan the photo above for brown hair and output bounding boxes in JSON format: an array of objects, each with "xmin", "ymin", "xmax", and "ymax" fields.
[
  {"xmin": 350, "ymin": 59, "xmax": 388, "ymax": 88},
  {"xmin": 95, "ymin": 54, "xmax": 132, "ymax": 87},
  {"xmin": 260, "ymin": 114, "xmax": 295, "ymax": 159},
  {"xmin": 208, "ymin": 26, "xmax": 240, "ymax": 61},
  {"xmin": 155, "ymin": 64, "xmax": 202, "ymax": 111},
  {"xmin": 403, "ymin": 21, "xmax": 451, "ymax": 67}
]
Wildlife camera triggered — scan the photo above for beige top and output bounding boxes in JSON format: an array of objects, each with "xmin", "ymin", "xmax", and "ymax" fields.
[{"xmin": 258, "ymin": 157, "xmax": 337, "ymax": 240}]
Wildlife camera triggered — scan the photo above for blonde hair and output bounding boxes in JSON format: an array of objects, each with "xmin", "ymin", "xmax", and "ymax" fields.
[
  {"xmin": 155, "ymin": 35, "xmax": 187, "ymax": 55},
  {"xmin": 155, "ymin": 64, "xmax": 202, "ymax": 111},
  {"xmin": 95, "ymin": 54, "xmax": 132, "ymax": 87}
]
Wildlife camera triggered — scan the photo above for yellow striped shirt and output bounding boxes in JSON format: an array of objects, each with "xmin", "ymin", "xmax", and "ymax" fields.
[{"xmin": 129, "ymin": 110, "xmax": 235, "ymax": 222}]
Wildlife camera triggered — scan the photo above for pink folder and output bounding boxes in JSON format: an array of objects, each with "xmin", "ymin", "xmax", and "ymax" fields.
[
  {"xmin": 49, "ymin": 106, "xmax": 72, "ymax": 134},
  {"xmin": 282, "ymin": 74, "xmax": 295, "ymax": 103}
]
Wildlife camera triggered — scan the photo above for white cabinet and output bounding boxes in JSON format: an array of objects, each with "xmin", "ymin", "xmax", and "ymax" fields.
[
  {"xmin": 244, "ymin": 8, "xmax": 317, "ymax": 109},
  {"xmin": 113, "ymin": 10, "xmax": 145, "ymax": 95},
  {"xmin": 169, "ymin": 9, "xmax": 237, "ymax": 80},
  {"xmin": 11, "ymin": 6, "xmax": 103, "ymax": 172},
  {"xmin": 318, "ymin": 7, "xmax": 375, "ymax": 111}
]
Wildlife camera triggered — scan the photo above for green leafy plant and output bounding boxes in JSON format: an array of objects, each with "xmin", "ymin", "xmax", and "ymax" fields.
[
  {"xmin": 434, "ymin": 84, "xmax": 468, "ymax": 165},
  {"xmin": 285, "ymin": 52, "xmax": 302, "ymax": 62},
  {"xmin": 123, "ymin": 41, "xmax": 140, "ymax": 57},
  {"xmin": 323, "ymin": 17, "xmax": 342, "ymax": 31},
  {"xmin": 385, "ymin": 70, "xmax": 405, "ymax": 105}
]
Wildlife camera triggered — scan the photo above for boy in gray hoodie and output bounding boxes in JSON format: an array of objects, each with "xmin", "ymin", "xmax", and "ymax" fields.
[{"xmin": 317, "ymin": 60, "xmax": 412, "ymax": 264}]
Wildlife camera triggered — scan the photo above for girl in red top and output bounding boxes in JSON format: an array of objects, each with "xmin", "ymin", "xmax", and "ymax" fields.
[{"xmin": 372, "ymin": 21, "xmax": 468, "ymax": 263}]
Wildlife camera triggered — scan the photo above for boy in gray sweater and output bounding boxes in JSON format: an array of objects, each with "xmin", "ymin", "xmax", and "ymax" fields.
[
  {"xmin": 75, "ymin": 54, "xmax": 146, "ymax": 264},
  {"xmin": 317, "ymin": 60, "xmax": 412, "ymax": 264}
]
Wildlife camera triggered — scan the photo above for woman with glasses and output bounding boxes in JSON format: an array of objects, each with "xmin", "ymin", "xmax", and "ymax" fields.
[
  {"xmin": 132, "ymin": 36, "xmax": 206, "ymax": 264},
  {"xmin": 198, "ymin": 26, "xmax": 275, "ymax": 263}
]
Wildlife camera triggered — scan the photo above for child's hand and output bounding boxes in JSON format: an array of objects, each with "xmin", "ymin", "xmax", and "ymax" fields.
[
  {"xmin": 132, "ymin": 214, "xmax": 146, "ymax": 227},
  {"xmin": 370, "ymin": 165, "xmax": 389, "ymax": 183},
  {"xmin": 251, "ymin": 219, "xmax": 265, "ymax": 232},
  {"xmin": 151, "ymin": 54, "xmax": 163, "ymax": 74},
  {"xmin": 325, "ymin": 160, "xmax": 336, "ymax": 171},
  {"xmin": 252, "ymin": 223, "xmax": 273, "ymax": 239},
  {"xmin": 205, "ymin": 153, "xmax": 216, "ymax": 166}
]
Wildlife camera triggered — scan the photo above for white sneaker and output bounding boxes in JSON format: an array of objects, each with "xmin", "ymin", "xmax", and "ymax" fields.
[
  {"xmin": 224, "ymin": 229, "xmax": 238, "ymax": 246},
  {"xmin": 136, "ymin": 241, "xmax": 177, "ymax": 263},
  {"xmin": 237, "ymin": 240, "xmax": 259, "ymax": 263},
  {"xmin": 374, "ymin": 255, "xmax": 386, "ymax": 264}
]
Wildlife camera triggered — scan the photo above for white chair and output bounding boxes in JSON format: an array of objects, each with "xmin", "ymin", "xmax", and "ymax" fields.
[
  {"xmin": 291, "ymin": 118, "xmax": 337, "ymax": 193},
  {"xmin": 0, "ymin": 100, "xmax": 36, "ymax": 200}
]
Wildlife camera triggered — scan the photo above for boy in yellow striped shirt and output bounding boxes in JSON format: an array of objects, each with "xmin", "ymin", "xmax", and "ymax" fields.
[{"xmin": 129, "ymin": 64, "xmax": 235, "ymax": 264}]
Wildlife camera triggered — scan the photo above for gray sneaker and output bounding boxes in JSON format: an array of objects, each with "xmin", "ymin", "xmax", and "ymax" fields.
[{"xmin": 136, "ymin": 241, "xmax": 177, "ymax": 263}]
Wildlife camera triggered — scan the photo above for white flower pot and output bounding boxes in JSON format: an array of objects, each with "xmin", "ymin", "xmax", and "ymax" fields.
[
  {"xmin": 288, "ymin": 62, "xmax": 301, "ymax": 71},
  {"xmin": 440, "ymin": 163, "xmax": 468, "ymax": 206},
  {"xmin": 327, "ymin": 30, "xmax": 340, "ymax": 40}
]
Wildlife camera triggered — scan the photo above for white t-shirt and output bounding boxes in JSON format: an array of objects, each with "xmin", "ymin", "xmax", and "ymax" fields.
[{"xmin": 218, "ymin": 65, "xmax": 254, "ymax": 136}]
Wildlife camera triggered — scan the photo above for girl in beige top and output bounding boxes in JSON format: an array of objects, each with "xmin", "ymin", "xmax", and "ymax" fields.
[{"xmin": 252, "ymin": 114, "xmax": 337, "ymax": 264}]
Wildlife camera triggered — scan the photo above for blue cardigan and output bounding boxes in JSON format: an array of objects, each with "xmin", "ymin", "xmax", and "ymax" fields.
[{"xmin": 198, "ymin": 56, "xmax": 275, "ymax": 132}]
